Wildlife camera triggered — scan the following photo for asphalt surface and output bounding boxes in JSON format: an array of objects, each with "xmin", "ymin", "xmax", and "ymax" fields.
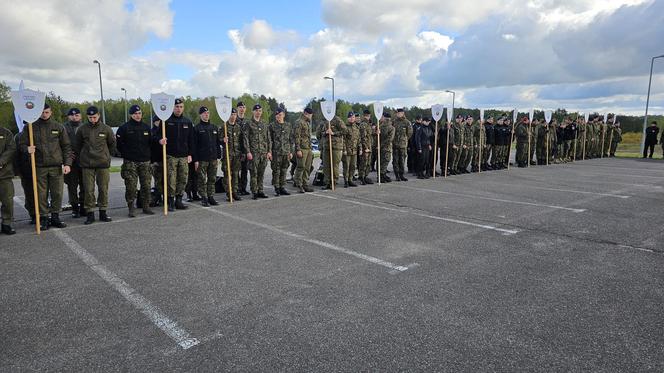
[{"xmin": 2, "ymin": 157, "xmax": 663, "ymax": 371}]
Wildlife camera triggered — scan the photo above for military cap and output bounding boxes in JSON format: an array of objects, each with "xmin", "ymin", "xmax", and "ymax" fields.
[
  {"xmin": 363, "ymin": 109, "xmax": 371, "ymax": 115},
  {"xmin": 383, "ymin": 113, "xmax": 391, "ymax": 118},
  {"xmin": 275, "ymin": 108, "xmax": 285, "ymax": 114},
  {"xmin": 174, "ymin": 98, "xmax": 184, "ymax": 105},
  {"xmin": 236, "ymin": 101, "xmax": 245, "ymax": 107},
  {"xmin": 347, "ymin": 111, "xmax": 354, "ymax": 118},
  {"xmin": 199, "ymin": 106, "xmax": 209, "ymax": 114},
  {"xmin": 44, "ymin": 103, "xmax": 51, "ymax": 110},
  {"xmin": 253, "ymin": 104, "xmax": 262, "ymax": 111},
  {"xmin": 129, "ymin": 105, "xmax": 141, "ymax": 114},
  {"xmin": 396, "ymin": 108, "xmax": 405, "ymax": 113},
  {"xmin": 304, "ymin": 107, "xmax": 313, "ymax": 114},
  {"xmin": 231, "ymin": 108, "xmax": 237, "ymax": 114},
  {"xmin": 86, "ymin": 106, "xmax": 99, "ymax": 116},
  {"xmin": 67, "ymin": 108, "xmax": 81, "ymax": 116}
]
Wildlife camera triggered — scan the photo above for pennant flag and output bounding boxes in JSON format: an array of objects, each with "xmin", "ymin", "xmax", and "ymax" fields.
[
  {"xmin": 584, "ymin": 112, "xmax": 589, "ymax": 123},
  {"xmin": 432, "ymin": 104, "xmax": 444, "ymax": 122},
  {"xmin": 215, "ymin": 96, "xmax": 232, "ymax": 122},
  {"xmin": 321, "ymin": 100, "xmax": 336, "ymax": 122},
  {"xmin": 151, "ymin": 92, "xmax": 175, "ymax": 122}
]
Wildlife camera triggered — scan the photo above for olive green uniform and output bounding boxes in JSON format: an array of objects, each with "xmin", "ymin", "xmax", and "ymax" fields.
[
  {"xmin": 74, "ymin": 121, "xmax": 116, "ymax": 212},
  {"xmin": 293, "ymin": 115, "xmax": 313, "ymax": 189},
  {"xmin": 342, "ymin": 120, "xmax": 361, "ymax": 184},
  {"xmin": 391, "ymin": 117, "xmax": 413, "ymax": 178},
  {"xmin": 317, "ymin": 116, "xmax": 347, "ymax": 187},
  {"xmin": 0, "ymin": 127, "xmax": 16, "ymax": 225},
  {"xmin": 222, "ymin": 120, "xmax": 248, "ymax": 198},
  {"xmin": 269, "ymin": 121, "xmax": 293, "ymax": 190},
  {"xmin": 357, "ymin": 117, "xmax": 374, "ymax": 180}
]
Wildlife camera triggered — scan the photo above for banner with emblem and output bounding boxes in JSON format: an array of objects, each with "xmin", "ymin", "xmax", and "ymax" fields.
[
  {"xmin": 321, "ymin": 100, "xmax": 336, "ymax": 122},
  {"xmin": 432, "ymin": 104, "xmax": 444, "ymax": 122},
  {"xmin": 529, "ymin": 109, "xmax": 534, "ymax": 122},
  {"xmin": 373, "ymin": 102, "xmax": 383, "ymax": 121},
  {"xmin": 10, "ymin": 87, "xmax": 46, "ymax": 125},
  {"xmin": 214, "ymin": 96, "xmax": 232, "ymax": 122},
  {"xmin": 446, "ymin": 107, "xmax": 453, "ymax": 123},
  {"xmin": 151, "ymin": 92, "xmax": 175, "ymax": 122},
  {"xmin": 544, "ymin": 110, "xmax": 552, "ymax": 123},
  {"xmin": 584, "ymin": 112, "xmax": 589, "ymax": 123},
  {"xmin": 479, "ymin": 109, "xmax": 485, "ymax": 122},
  {"xmin": 513, "ymin": 109, "xmax": 518, "ymax": 123}
]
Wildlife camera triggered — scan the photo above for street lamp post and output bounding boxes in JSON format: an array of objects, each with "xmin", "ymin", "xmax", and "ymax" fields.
[
  {"xmin": 121, "ymin": 88, "xmax": 127, "ymax": 123},
  {"xmin": 641, "ymin": 54, "xmax": 664, "ymax": 155},
  {"xmin": 93, "ymin": 60, "xmax": 106, "ymax": 124},
  {"xmin": 324, "ymin": 76, "xmax": 335, "ymax": 103}
]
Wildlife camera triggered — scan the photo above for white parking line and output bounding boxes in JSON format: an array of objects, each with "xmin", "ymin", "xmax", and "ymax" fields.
[
  {"xmin": 390, "ymin": 184, "xmax": 586, "ymax": 213},
  {"xmin": 483, "ymin": 181, "xmax": 631, "ymax": 199},
  {"xmin": 311, "ymin": 193, "xmax": 520, "ymax": 236},
  {"xmin": 571, "ymin": 163, "xmax": 664, "ymax": 173},
  {"xmin": 197, "ymin": 205, "xmax": 416, "ymax": 273},
  {"xmin": 52, "ymin": 230, "xmax": 200, "ymax": 350}
]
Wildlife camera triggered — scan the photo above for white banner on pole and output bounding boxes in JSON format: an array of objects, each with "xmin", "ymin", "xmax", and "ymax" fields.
[
  {"xmin": 513, "ymin": 109, "xmax": 518, "ymax": 123},
  {"xmin": 480, "ymin": 109, "xmax": 485, "ymax": 122},
  {"xmin": 446, "ymin": 107, "xmax": 453, "ymax": 122},
  {"xmin": 544, "ymin": 110, "xmax": 552, "ymax": 123},
  {"xmin": 321, "ymin": 100, "xmax": 336, "ymax": 122},
  {"xmin": 151, "ymin": 92, "xmax": 175, "ymax": 122},
  {"xmin": 10, "ymin": 88, "xmax": 46, "ymax": 125},
  {"xmin": 373, "ymin": 102, "xmax": 383, "ymax": 121},
  {"xmin": 432, "ymin": 104, "xmax": 444, "ymax": 122},
  {"xmin": 214, "ymin": 96, "xmax": 232, "ymax": 122}
]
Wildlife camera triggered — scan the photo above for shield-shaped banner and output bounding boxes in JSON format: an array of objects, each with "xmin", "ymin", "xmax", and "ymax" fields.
[
  {"xmin": 612, "ymin": 115, "xmax": 617, "ymax": 125},
  {"xmin": 446, "ymin": 107, "xmax": 453, "ymax": 122},
  {"xmin": 584, "ymin": 112, "xmax": 589, "ymax": 123},
  {"xmin": 480, "ymin": 109, "xmax": 485, "ymax": 122},
  {"xmin": 513, "ymin": 109, "xmax": 518, "ymax": 123},
  {"xmin": 603, "ymin": 113, "xmax": 609, "ymax": 124},
  {"xmin": 529, "ymin": 109, "xmax": 534, "ymax": 121},
  {"xmin": 432, "ymin": 104, "xmax": 444, "ymax": 122},
  {"xmin": 151, "ymin": 92, "xmax": 175, "ymax": 122},
  {"xmin": 544, "ymin": 110, "xmax": 552, "ymax": 123},
  {"xmin": 215, "ymin": 96, "xmax": 232, "ymax": 122},
  {"xmin": 321, "ymin": 100, "xmax": 336, "ymax": 122},
  {"xmin": 373, "ymin": 102, "xmax": 384, "ymax": 121},
  {"xmin": 10, "ymin": 88, "xmax": 46, "ymax": 124}
]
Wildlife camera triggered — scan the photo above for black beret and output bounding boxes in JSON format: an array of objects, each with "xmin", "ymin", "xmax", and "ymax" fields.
[
  {"xmin": 347, "ymin": 111, "xmax": 354, "ymax": 118},
  {"xmin": 67, "ymin": 108, "xmax": 81, "ymax": 116},
  {"xmin": 304, "ymin": 107, "xmax": 313, "ymax": 114},
  {"xmin": 231, "ymin": 108, "xmax": 237, "ymax": 114},
  {"xmin": 253, "ymin": 104, "xmax": 262, "ymax": 111},
  {"xmin": 415, "ymin": 115, "xmax": 422, "ymax": 120},
  {"xmin": 43, "ymin": 103, "xmax": 50, "ymax": 110},
  {"xmin": 199, "ymin": 106, "xmax": 209, "ymax": 114},
  {"xmin": 175, "ymin": 98, "xmax": 184, "ymax": 105},
  {"xmin": 396, "ymin": 108, "xmax": 405, "ymax": 113},
  {"xmin": 236, "ymin": 101, "xmax": 245, "ymax": 108},
  {"xmin": 363, "ymin": 109, "xmax": 371, "ymax": 115},
  {"xmin": 275, "ymin": 108, "xmax": 285, "ymax": 115},
  {"xmin": 423, "ymin": 117, "xmax": 431, "ymax": 122},
  {"xmin": 354, "ymin": 113, "xmax": 360, "ymax": 117},
  {"xmin": 456, "ymin": 114, "xmax": 463, "ymax": 119},
  {"xmin": 383, "ymin": 113, "xmax": 391, "ymax": 118},
  {"xmin": 129, "ymin": 105, "xmax": 141, "ymax": 114},
  {"xmin": 86, "ymin": 106, "xmax": 99, "ymax": 116}
]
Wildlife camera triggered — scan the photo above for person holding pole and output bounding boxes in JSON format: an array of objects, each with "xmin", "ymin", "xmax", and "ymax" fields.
[
  {"xmin": 317, "ymin": 109, "xmax": 346, "ymax": 190},
  {"xmin": 222, "ymin": 108, "xmax": 247, "ymax": 201},
  {"xmin": 192, "ymin": 106, "xmax": 222, "ymax": 207},
  {"xmin": 293, "ymin": 107, "xmax": 315, "ymax": 192},
  {"xmin": 160, "ymin": 98, "xmax": 194, "ymax": 211},
  {"xmin": 0, "ymin": 126, "xmax": 16, "ymax": 234},
  {"xmin": 342, "ymin": 111, "xmax": 360, "ymax": 188},
  {"xmin": 246, "ymin": 104, "xmax": 271, "ymax": 199},
  {"xmin": 19, "ymin": 104, "xmax": 72, "ymax": 231}
]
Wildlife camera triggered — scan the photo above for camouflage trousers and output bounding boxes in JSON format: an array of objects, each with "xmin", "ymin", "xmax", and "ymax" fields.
[
  {"xmin": 249, "ymin": 154, "xmax": 268, "ymax": 194},
  {"xmin": 358, "ymin": 151, "xmax": 372, "ymax": 179},
  {"xmin": 271, "ymin": 154, "xmax": 290, "ymax": 189},
  {"xmin": 167, "ymin": 156, "xmax": 189, "ymax": 197},
  {"xmin": 121, "ymin": 160, "xmax": 152, "ymax": 205},
  {"xmin": 516, "ymin": 141, "xmax": 528, "ymax": 166},
  {"xmin": 459, "ymin": 146, "xmax": 472, "ymax": 171},
  {"xmin": 0, "ymin": 177, "xmax": 13, "ymax": 224},
  {"xmin": 342, "ymin": 153, "xmax": 357, "ymax": 181},
  {"xmin": 222, "ymin": 154, "xmax": 242, "ymax": 197},
  {"xmin": 481, "ymin": 144, "xmax": 492, "ymax": 166},
  {"xmin": 379, "ymin": 149, "xmax": 392, "ymax": 176},
  {"xmin": 36, "ymin": 166, "xmax": 64, "ymax": 216},
  {"xmin": 64, "ymin": 164, "xmax": 84, "ymax": 207},
  {"xmin": 196, "ymin": 160, "xmax": 218, "ymax": 198},
  {"xmin": 392, "ymin": 147, "xmax": 407, "ymax": 175},
  {"xmin": 152, "ymin": 162, "xmax": 163, "ymax": 195},
  {"xmin": 610, "ymin": 141, "xmax": 620, "ymax": 156},
  {"xmin": 322, "ymin": 148, "xmax": 343, "ymax": 186},
  {"xmin": 82, "ymin": 168, "xmax": 110, "ymax": 211},
  {"xmin": 294, "ymin": 149, "xmax": 313, "ymax": 187},
  {"xmin": 450, "ymin": 146, "xmax": 461, "ymax": 171}
]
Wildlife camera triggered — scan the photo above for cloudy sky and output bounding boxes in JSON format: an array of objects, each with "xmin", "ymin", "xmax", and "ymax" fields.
[{"xmin": 1, "ymin": 0, "xmax": 663, "ymax": 114}]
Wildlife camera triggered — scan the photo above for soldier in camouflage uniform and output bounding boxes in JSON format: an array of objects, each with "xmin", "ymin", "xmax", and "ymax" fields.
[
  {"xmin": 0, "ymin": 126, "xmax": 16, "ymax": 234},
  {"xmin": 609, "ymin": 120, "xmax": 622, "ymax": 157},
  {"xmin": 62, "ymin": 108, "xmax": 85, "ymax": 218},
  {"xmin": 535, "ymin": 119, "xmax": 549, "ymax": 165},
  {"xmin": 222, "ymin": 108, "xmax": 248, "ymax": 201},
  {"xmin": 378, "ymin": 113, "xmax": 395, "ymax": 182},
  {"xmin": 74, "ymin": 106, "xmax": 116, "ymax": 225},
  {"xmin": 236, "ymin": 102, "xmax": 250, "ymax": 196},
  {"xmin": 246, "ymin": 104, "xmax": 272, "ymax": 199},
  {"xmin": 116, "ymin": 105, "xmax": 154, "ymax": 217},
  {"xmin": 357, "ymin": 109, "xmax": 374, "ymax": 185},
  {"xmin": 269, "ymin": 108, "xmax": 293, "ymax": 196},
  {"xmin": 471, "ymin": 116, "xmax": 485, "ymax": 172},
  {"xmin": 449, "ymin": 115, "xmax": 463, "ymax": 175},
  {"xmin": 548, "ymin": 119, "xmax": 558, "ymax": 164},
  {"xmin": 317, "ymin": 114, "xmax": 347, "ymax": 189},
  {"xmin": 293, "ymin": 108, "xmax": 314, "ymax": 193},
  {"xmin": 514, "ymin": 116, "xmax": 531, "ymax": 167},
  {"xmin": 391, "ymin": 108, "xmax": 413, "ymax": 181},
  {"xmin": 193, "ymin": 106, "xmax": 222, "ymax": 206},
  {"xmin": 458, "ymin": 115, "xmax": 473, "ymax": 174},
  {"xmin": 342, "ymin": 111, "xmax": 360, "ymax": 187},
  {"xmin": 20, "ymin": 104, "xmax": 73, "ymax": 230}
]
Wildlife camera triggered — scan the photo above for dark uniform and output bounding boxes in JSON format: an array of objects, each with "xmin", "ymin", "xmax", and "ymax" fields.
[
  {"xmin": 62, "ymin": 108, "xmax": 85, "ymax": 217},
  {"xmin": 0, "ymin": 127, "xmax": 16, "ymax": 234},
  {"xmin": 74, "ymin": 106, "xmax": 116, "ymax": 224},
  {"xmin": 644, "ymin": 123, "xmax": 660, "ymax": 158},
  {"xmin": 483, "ymin": 119, "xmax": 495, "ymax": 170},
  {"xmin": 192, "ymin": 107, "xmax": 222, "ymax": 206},
  {"xmin": 437, "ymin": 122, "xmax": 453, "ymax": 175},
  {"xmin": 408, "ymin": 117, "xmax": 422, "ymax": 174},
  {"xmin": 150, "ymin": 116, "xmax": 164, "ymax": 206},
  {"xmin": 414, "ymin": 119, "xmax": 433, "ymax": 178},
  {"xmin": 116, "ymin": 107, "xmax": 154, "ymax": 216},
  {"xmin": 18, "ymin": 110, "xmax": 73, "ymax": 230}
]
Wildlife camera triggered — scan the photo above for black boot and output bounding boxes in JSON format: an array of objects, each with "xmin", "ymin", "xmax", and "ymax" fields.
[
  {"xmin": 99, "ymin": 210, "xmax": 112, "ymax": 222},
  {"xmin": 400, "ymin": 173, "xmax": 408, "ymax": 181},
  {"xmin": 279, "ymin": 188, "xmax": 291, "ymax": 196},
  {"xmin": 71, "ymin": 204, "xmax": 80, "ymax": 218},
  {"xmin": 232, "ymin": 193, "xmax": 242, "ymax": 201},
  {"xmin": 50, "ymin": 213, "xmax": 67, "ymax": 228},
  {"xmin": 344, "ymin": 181, "xmax": 349, "ymax": 188},
  {"xmin": 257, "ymin": 191, "xmax": 269, "ymax": 199},
  {"xmin": 84, "ymin": 212, "xmax": 95, "ymax": 225},
  {"xmin": 186, "ymin": 191, "xmax": 193, "ymax": 202},
  {"xmin": 252, "ymin": 193, "xmax": 259, "ymax": 200},
  {"xmin": 382, "ymin": 174, "xmax": 392, "ymax": 183},
  {"xmin": 208, "ymin": 196, "xmax": 219, "ymax": 206},
  {"xmin": 142, "ymin": 204, "xmax": 155, "ymax": 215},
  {"xmin": 167, "ymin": 197, "xmax": 175, "ymax": 212},
  {"xmin": 274, "ymin": 188, "xmax": 281, "ymax": 196},
  {"xmin": 29, "ymin": 216, "xmax": 36, "ymax": 225},
  {"xmin": 175, "ymin": 196, "xmax": 188, "ymax": 210},
  {"xmin": 192, "ymin": 192, "xmax": 201, "ymax": 201},
  {"xmin": 40, "ymin": 216, "xmax": 49, "ymax": 230},
  {"xmin": 1, "ymin": 224, "xmax": 16, "ymax": 235},
  {"xmin": 364, "ymin": 177, "xmax": 373, "ymax": 185},
  {"xmin": 394, "ymin": 173, "xmax": 401, "ymax": 181},
  {"xmin": 201, "ymin": 197, "xmax": 210, "ymax": 207},
  {"xmin": 128, "ymin": 201, "xmax": 136, "ymax": 218}
]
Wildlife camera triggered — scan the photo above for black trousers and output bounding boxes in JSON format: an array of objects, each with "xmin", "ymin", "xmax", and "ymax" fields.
[
  {"xmin": 644, "ymin": 143, "xmax": 655, "ymax": 158},
  {"xmin": 417, "ymin": 148, "xmax": 431, "ymax": 175}
]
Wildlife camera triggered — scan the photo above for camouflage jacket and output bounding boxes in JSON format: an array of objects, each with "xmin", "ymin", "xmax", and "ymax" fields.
[
  {"xmin": 462, "ymin": 123, "xmax": 473, "ymax": 146},
  {"xmin": 316, "ymin": 116, "xmax": 347, "ymax": 151},
  {"xmin": 293, "ymin": 115, "xmax": 312, "ymax": 152},
  {"xmin": 378, "ymin": 119, "xmax": 395, "ymax": 150},
  {"xmin": 358, "ymin": 118, "xmax": 374, "ymax": 152},
  {"xmin": 452, "ymin": 122, "xmax": 464, "ymax": 146},
  {"xmin": 392, "ymin": 117, "xmax": 413, "ymax": 149},
  {"xmin": 269, "ymin": 121, "xmax": 294, "ymax": 156},
  {"xmin": 223, "ymin": 120, "xmax": 247, "ymax": 158},
  {"xmin": 344, "ymin": 121, "xmax": 361, "ymax": 155},
  {"xmin": 246, "ymin": 117, "xmax": 271, "ymax": 154}
]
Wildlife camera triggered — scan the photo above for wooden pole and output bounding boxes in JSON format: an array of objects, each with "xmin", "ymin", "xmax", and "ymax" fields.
[
  {"xmin": 444, "ymin": 122, "xmax": 450, "ymax": 178},
  {"xmin": 432, "ymin": 120, "xmax": 438, "ymax": 178},
  {"xmin": 546, "ymin": 123, "xmax": 549, "ymax": 166},
  {"xmin": 28, "ymin": 122, "xmax": 40, "ymax": 234},
  {"xmin": 377, "ymin": 121, "xmax": 381, "ymax": 185},
  {"xmin": 573, "ymin": 125, "xmax": 578, "ymax": 162},
  {"xmin": 224, "ymin": 121, "xmax": 233, "ymax": 203},
  {"xmin": 582, "ymin": 122, "xmax": 586, "ymax": 161},
  {"xmin": 608, "ymin": 126, "xmax": 614, "ymax": 157},
  {"xmin": 162, "ymin": 120, "xmax": 168, "ymax": 215},
  {"xmin": 527, "ymin": 121, "xmax": 531, "ymax": 168},
  {"xmin": 328, "ymin": 120, "xmax": 335, "ymax": 191}
]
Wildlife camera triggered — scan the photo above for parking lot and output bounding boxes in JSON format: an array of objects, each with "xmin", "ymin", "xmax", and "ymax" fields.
[{"xmin": 2, "ymin": 157, "xmax": 663, "ymax": 371}]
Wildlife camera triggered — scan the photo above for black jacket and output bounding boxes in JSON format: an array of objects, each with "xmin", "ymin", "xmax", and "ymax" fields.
[
  {"xmin": 645, "ymin": 125, "xmax": 660, "ymax": 145},
  {"xmin": 415, "ymin": 124, "xmax": 434, "ymax": 151},
  {"xmin": 192, "ymin": 121, "xmax": 222, "ymax": 162},
  {"xmin": 484, "ymin": 123, "xmax": 495, "ymax": 145},
  {"xmin": 494, "ymin": 125, "xmax": 511, "ymax": 146},
  {"xmin": 116, "ymin": 119, "xmax": 152, "ymax": 162},
  {"xmin": 153, "ymin": 114, "xmax": 194, "ymax": 157}
]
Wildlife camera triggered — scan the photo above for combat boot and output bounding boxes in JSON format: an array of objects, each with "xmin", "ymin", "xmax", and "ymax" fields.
[
  {"xmin": 99, "ymin": 210, "xmax": 112, "ymax": 222},
  {"xmin": 303, "ymin": 185, "xmax": 314, "ymax": 192},
  {"xmin": 364, "ymin": 177, "xmax": 373, "ymax": 185},
  {"xmin": 1, "ymin": 224, "xmax": 16, "ymax": 235},
  {"xmin": 50, "ymin": 213, "xmax": 67, "ymax": 228},
  {"xmin": 175, "ymin": 196, "xmax": 188, "ymax": 210},
  {"xmin": 40, "ymin": 216, "xmax": 49, "ymax": 230},
  {"xmin": 279, "ymin": 188, "xmax": 291, "ymax": 196},
  {"xmin": 84, "ymin": 212, "xmax": 95, "ymax": 225},
  {"xmin": 201, "ymin": 197, "xmax": 210, "ymax": 207},
  {"xmin": 208, "ymin": 196, "xmax": 219, "ymax": 205},
  {"xmin": 400, "ymin": 173, "xmax": 408, "ymax": 181},
  {"xmin": 142, "ymin": 205, "xmax": 155, "ymax": 215},
  {"xmin": 128, "ymin": 201, "xmax": 136, "ymax": 218},
  {"xmin": 167, "ymin": 197, "xmax": 175, "ymax": 212},
  {"xmin": 71, "ymin": 203, "xmax": 80, "ymax": 218},
  {"xmin": 347, "ymin": 180, "xmax": 358, "ymax": 187}
]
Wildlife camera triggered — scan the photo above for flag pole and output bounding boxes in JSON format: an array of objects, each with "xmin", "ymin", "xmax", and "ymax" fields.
[
  {"xmin": 162, "ymin": 120, "xmax": 168, "ymax": 215},
  {"xmin": 28, "ymin": 122, "xmax": 40, "ymax": 234},
  {"xmin": 224, "ymin": 120, "xmax": 233, "ymax": 203}
]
